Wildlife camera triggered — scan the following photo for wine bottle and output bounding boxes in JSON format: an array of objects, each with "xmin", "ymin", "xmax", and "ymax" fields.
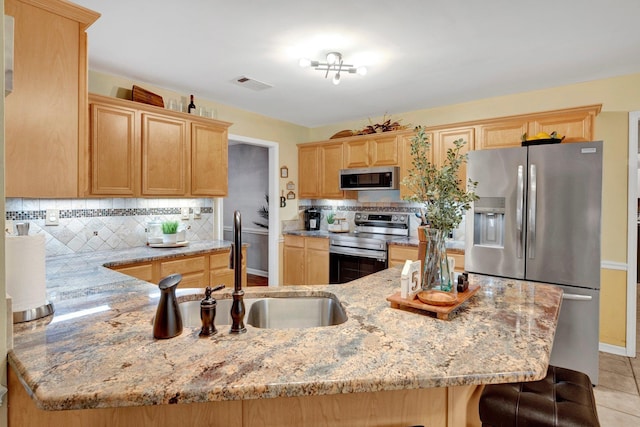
[{"xmin": 187, "ymin": 95, "xmax": 196, "ymax": 114}]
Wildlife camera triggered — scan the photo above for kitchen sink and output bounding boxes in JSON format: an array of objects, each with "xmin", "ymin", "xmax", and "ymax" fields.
[{"xmin": 178, "ymin": 295, "xmax": 347, "ymax": 329}]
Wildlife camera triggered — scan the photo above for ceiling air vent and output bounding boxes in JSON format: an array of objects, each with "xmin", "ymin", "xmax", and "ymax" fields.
[{"xmin": 232, "ymin": 76, "xmax": 273, "ymax": 91}]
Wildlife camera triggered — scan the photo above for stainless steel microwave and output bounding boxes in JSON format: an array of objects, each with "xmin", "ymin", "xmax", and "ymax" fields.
[{"xmin": 339, "ymin": 166, "xmax": 399, "ymax": 191}]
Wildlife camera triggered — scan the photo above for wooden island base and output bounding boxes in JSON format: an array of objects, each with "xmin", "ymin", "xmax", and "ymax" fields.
[{"xmin": 9, "ymin": 369, "xmax": 482, "ymax": 427}]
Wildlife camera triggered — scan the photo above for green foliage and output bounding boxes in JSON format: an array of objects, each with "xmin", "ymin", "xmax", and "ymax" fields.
[
  {"xmin": 162, "ymin": 220, "xmax": 179, "ymax": 234},
  {"xmin": 401, "ymin": 126, "xmax": 478, "ymax": 232},
  {"xmin": 326, "ymin": 212, "xmax": 335, "ymax": 224}
]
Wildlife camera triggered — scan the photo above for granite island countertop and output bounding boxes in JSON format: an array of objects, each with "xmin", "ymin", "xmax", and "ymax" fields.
[{"xmin": 9, "ymin": 246, "xmax": 562, "ymax": 411}]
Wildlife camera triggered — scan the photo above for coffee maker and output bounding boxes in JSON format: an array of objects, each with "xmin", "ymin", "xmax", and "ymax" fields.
[{"xmin": 304, "ymin": 209, "xmax": 321, "ymax": 231}]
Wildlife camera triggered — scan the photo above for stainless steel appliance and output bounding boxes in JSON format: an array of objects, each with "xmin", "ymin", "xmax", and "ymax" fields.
[
  {"xmin": 339, "ymin": 166, "xmax": 399, "ymax": 190},
  {"xmin": 329, "ymin": 212, "xmax": 409, "ymax": 284},
  {"xmin": 304, "ymin": 208, "xmax": 321, "ymax": 231},
  {"xmin": 465, "ymin": 141, "xmax": 603, "ymax": 384}
]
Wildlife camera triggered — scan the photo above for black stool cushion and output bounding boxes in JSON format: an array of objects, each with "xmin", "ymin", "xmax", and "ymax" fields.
[{"xmin": 479, "ymin": 365, "xmax": 600, "ymax": 427}]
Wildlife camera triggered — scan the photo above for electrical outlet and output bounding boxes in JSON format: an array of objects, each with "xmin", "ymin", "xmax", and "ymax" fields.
[
  {"xmin": 45, "ymin": 209, "xmax": 60, "ymax": 226},
  {"xmin": 181, "ymin": 207, "xmax": 190, "ymax": 220},
  {"xmin": 193, "ymin": 206, "xmax": 201, "ymax": 219},
  {"xmin": 5, "ymin": 220, "xmax": 14, "ymax": 234}
]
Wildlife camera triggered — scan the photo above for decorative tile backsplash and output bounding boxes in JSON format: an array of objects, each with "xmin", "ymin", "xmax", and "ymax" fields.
[
  {"xmin": 297, "ymin": 196, "xmax": 466, "ymax": 241},
  {"xmin": 6, "ymin": 198, "xmax": 214, "ymax": 257}
]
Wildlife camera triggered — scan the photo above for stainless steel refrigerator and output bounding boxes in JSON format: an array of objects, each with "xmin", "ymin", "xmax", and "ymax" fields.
[{"xmin": 465, "ymin": 141, "xmax": 602, "ymax": 384}]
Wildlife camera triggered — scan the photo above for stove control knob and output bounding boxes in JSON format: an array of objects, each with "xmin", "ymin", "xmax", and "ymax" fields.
[
  {"xmin": 355, "ymin": 214, "xmax": 362, "ymax": 220},
  {"xmin": 392, "ymin": 215, "xmax": 398, "ymax": 221},
  {"xmin": 398, "ymin": 215, "xmax": 405, "ymax": 222}
]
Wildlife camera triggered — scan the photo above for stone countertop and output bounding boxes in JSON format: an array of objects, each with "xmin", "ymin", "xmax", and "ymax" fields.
[
  {"xmin": 43, "ymin": 240, "xmax": 235, "ymax": 302},
  {"xmin": 10, "ymin": 247, "xmax": 561, "ymax": 411}
]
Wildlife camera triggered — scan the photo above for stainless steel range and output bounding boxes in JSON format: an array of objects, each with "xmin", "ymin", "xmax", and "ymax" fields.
[{"xmin": 329, "ymin": 212, "xmax": 410, "ymax": 284}]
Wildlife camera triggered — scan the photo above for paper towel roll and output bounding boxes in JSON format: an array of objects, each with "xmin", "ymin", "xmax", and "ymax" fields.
[{"xmin": 6, "ymin": 234, "xmax": 47, "ymax": 312}]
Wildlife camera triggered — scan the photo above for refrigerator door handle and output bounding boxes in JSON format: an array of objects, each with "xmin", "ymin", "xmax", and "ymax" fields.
[
  {"xmin": 528, "ymin": 164, "xmax": 537, "ymax": 259},
  {"xmin": 563, "ymin": 293, "xmax": 593, "ymax": 301},
  {"xmin": 516, "ymin": 165, "xmax": 525, "ymax": 259}
]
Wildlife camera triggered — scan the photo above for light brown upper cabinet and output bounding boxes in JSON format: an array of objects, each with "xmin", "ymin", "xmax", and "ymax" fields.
[
  {"xmin": 141, "ymin": 113, "xmax": 188, "ymax": 196},
  {"xmin": 433, "ymin": 126, "xmax": 475, "ymax": 187},
  {"xmin": 5, "ymin": 0, "xmax": 99, "ymax": 198},
  {"xmin": 476, "ymin": 104, "xmax": 600, "ymax": 149},
  {"xmin": 191, "ymin": 123, "xmax": 229, "ymax": 196},
  {"xmin": 90, "ymin": 102, "xmax": 137, "ymax": 196},
  {"xmin": 88, "ymin": 94, "xmax": 231, "ymax": 197},
  {"xmin": 344, "ymin": 134, "xmax": 398, "ymax": 168},
  {"xmin": 298, "ymin": 142, "xmax": 352, "ymax": 199}
]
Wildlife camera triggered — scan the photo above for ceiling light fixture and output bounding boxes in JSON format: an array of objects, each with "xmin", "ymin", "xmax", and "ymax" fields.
[{"xmin": 299, "ymin": 52, "xmax": 367, "ymax": 85}]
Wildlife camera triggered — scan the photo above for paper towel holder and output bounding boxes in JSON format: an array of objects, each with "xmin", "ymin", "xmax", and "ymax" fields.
[{"xmin": 13, "ymin": 301, "xmax": 54, "ymax": 324}]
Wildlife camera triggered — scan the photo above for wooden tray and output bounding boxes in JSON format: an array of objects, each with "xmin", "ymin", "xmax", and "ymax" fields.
[
  {"xmin": 132, "ymin": 85, "xmax": 164, "ymax": 107},
  {"xmin": 386, "ymin": 283, "xmax": 480, "ymax": 320}
]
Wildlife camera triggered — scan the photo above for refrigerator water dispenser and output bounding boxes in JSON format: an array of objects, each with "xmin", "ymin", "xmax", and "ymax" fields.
[{"xmin": 473, "ymin": 197, "xmax": 505, "ymax": 248}]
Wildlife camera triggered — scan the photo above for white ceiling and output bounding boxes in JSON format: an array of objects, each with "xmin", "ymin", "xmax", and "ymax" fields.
[{"xmin": 74, "ymin": 0, "xmax": 640, "ymax": 128}]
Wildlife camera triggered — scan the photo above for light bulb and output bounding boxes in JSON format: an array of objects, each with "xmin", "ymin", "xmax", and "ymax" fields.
[
  {"xmin": 299, "ymin": 58, "xmax": 311, "ymax": 68},
  {"xmin": 356, "ymin": 66, "xmax": 367, "ymax": 76},
  {"xmin": 326, "ymin": 52, "xmax": 338, "ymax": 64},
  {"xmin": 332, "ymin": 73, "xmax": 341, "ymax": 85}
]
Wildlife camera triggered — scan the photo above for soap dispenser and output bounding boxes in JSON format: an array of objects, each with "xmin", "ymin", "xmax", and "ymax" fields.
[
  {"xmin": 199, "ymin": 285, "xmax": 224, "ymax": 337},
  {"xmin": 153, "ymin": 273, "xmax": 183, "ymax": 339}
]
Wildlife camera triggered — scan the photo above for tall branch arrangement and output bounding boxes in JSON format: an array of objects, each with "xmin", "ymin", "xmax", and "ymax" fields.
[{"xmin": 402, "ymin": 126, "xmax": 478, "ymax": 232}]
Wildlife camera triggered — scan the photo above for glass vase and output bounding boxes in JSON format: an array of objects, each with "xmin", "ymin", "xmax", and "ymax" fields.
[{"xmin": 417, "ymin": 227, "xmax": 453, "ymax": 293}]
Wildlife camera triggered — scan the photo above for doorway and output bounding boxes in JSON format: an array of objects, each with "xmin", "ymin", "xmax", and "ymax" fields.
[
  {"xmin": 626, "ymin": 111, "xmax": 639, "ymax": 356},
  {"xmin": 216, "ymin": 134, "xmax": 280, "ymax": 286}
]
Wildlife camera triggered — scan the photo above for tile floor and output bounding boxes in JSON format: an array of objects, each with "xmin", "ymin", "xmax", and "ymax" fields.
[{"xmin": 593, "ymin": 284, "xmax": 640, "ymax": 425}]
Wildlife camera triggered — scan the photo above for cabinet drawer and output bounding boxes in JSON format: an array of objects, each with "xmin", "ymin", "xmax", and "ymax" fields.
[
  {"xmin": 210, "ymin": 270, "xmax": 234, "ymax": 288},
  {"xmin": 178, "ymin": 271, "xmax": 207, "ymax": 288},
  {"xmin": 210, "ymin": 250, "xmax": 231, "ymax": 269},
  {"xmin": 112, "ymin": 263, "xmax": 153, "ymax": 282},
  {"xmin": 305, "ymin": 237, "xmax": 329, "ymax": 251},
  {"xmin": 388, "ymin": 245, "xmax": 419, "ymax": 263},
  {"xmin": 284, "ymin": 235, "xmax": 305, "ymax": 248},
  {"xmin": 160, "ymin": 255, "xmax": 206, "ymax": 277}
]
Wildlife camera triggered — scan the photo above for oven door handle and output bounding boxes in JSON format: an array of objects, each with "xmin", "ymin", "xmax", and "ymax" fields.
[{"xmin": 330, "ymin": 246, "xmax": 387, "ymax": 262}]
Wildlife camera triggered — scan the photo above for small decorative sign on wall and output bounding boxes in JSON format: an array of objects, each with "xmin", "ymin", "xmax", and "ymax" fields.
[
  {"xmin": 287, "ymin": 191, "xmax": 296, "ymax": 200},
  {"xmin": 280, "ymin": 166, "xmax": 288, "ymax": 178},
  {"xmin": 286, "ymin": 181, "xmax": 295, "ymax": 190}
]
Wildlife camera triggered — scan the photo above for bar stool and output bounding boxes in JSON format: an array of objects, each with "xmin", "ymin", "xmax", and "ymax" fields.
[{"xmin": 479, "ymin": 365, "xmax": 600, "ymax": 427}]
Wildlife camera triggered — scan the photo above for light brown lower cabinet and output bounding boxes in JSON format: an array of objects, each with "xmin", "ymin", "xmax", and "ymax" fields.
[
  {"xmin": 110, "ymin": 247, "xmax": 247, "ymax": 288},
  {"xmin": 8, "ymin": 367, "xmax": 482, "ymax": 427},
  {"xmin": 388, "ymin": 244, "xmax": 465, "ymax": 272},
  {"xmin": 283, "ymin": 235, "xmax": 329, "ymax": 285}
]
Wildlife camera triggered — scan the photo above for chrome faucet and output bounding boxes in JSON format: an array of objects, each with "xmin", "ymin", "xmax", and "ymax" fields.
[{"xmin": 229, "ymin": 210, "xmax": 246, "ymax": 334}]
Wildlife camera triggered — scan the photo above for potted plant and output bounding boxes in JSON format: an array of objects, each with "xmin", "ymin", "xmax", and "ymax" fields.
[
  {"xmin": 161, "ymin": 220, "xmax": 179, "ymax": 244},
  {"xmin": 402, "ymin": 126, "xmax": 478, "ymax": 292}
]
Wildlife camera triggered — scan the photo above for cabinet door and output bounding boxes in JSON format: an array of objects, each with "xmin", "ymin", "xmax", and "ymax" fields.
[
  {"xmin": 298, "ymin": 145, "xmax": 320, "ymax": 198},
  {"xmin": 112, "ymin": 262, "xmax": 154, "ymax": 282},
  {"xmin": 319, "ymin": 142, "xmax": 345, "ymax": 198},
  {"xmin": 344, "ymin": 139, "xmax": 370, "ymax": 168},
  {"xmin": 90, "ymin": 103, "xmax": 137, "ymax": 195},
  {"xmin": 4, "ymin": 0, "xmax": 96, "ymax": 197},
  {"xmin": 433, "ymin": 127, "xmax": 475, "ymax": 186},
  {"xmin": 477, "ymin": 120, "xmax": 528, "ymax": 149},
  {"xmin": 305, "ymin": 237, "xmax": 329, "ymax": 285},
  {"xmin": 191, "ymin": 123, "xmax": 228, "ymax": 196},
  {"xmin": 369, "ymin": 135, "xmax": 398, "ymax": 166},
  {"xmin": 283, "ymin": 246, "xmax": 305, "ymax": 285},
  {"xmin": 399, "ymin": 130, "xmax": 432, "ymax": 200},
  {"xmin": 528, "ymin": 110, "xmax": 595, "ymax": 143},
  {"xmin": 141, "ymin": 113, "xmax": 188, "ymax": 195}
]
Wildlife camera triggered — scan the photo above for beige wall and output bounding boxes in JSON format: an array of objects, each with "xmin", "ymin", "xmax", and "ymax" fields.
[{"xmin": 89, "ymin": 70, "xmax": 640, "ymax": 347}]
